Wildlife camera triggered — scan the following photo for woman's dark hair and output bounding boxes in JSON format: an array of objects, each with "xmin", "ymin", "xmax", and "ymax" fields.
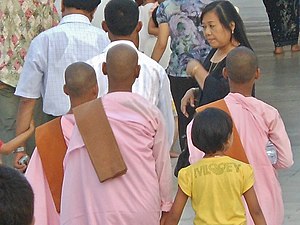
[
  {"xmin": 191, "ymin": 108, "xmax": 233, "ymax": 154},
  {"xmin": 200, "ymin": 1, "xmax": 252, "ymax": 49}
]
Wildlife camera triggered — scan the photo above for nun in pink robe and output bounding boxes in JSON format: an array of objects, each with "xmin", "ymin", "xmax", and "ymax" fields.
[
  {"xmin": 26, "ymin": 93, "xmax": 173, "ymax": 225},
  {"xmin": 60, "ymin": 92, "xmax": 173, "ymax": 225},
  {"xmin": 187, "ymin": 93, "xmax": 294, "ymax": 225},
  {"xmin": 25, "ymin": 114, "xmax": 75, "ymax": 225}
]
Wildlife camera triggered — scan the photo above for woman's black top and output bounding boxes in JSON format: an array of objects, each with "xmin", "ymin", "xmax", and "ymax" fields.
[{"xmin": 197, "ymin": 48, "xmax": 229, "ymax": 107}]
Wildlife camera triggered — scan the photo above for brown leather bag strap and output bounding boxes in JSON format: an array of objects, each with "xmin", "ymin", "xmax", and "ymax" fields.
[
  {"xmin": 73, "ymin": 98, "xmax": 127, "ymax": 183},
  {"xmin": 196, "ymin": 99, "xmax": 249, "ymax": 163},
  {"xmin": 35, "ymin": 117, "xmax": 67, "ymax": 213}
]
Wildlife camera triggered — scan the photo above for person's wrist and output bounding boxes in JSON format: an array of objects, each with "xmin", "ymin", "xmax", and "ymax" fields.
[
  {"xmin": 192, "ymin": 87, "xmax": 199, "ymax": 96},
  {"xmin": 13, "ymin": 147, "xmax": 25, "ymax": 153}
]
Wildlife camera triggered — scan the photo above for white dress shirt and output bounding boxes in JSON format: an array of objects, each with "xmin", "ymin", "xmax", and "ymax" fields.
[
  {"xmin": 87, "ymin": 40, "xmax": 175, "ymax": 145},
  {"xmin": 15, "ymin": 14, "xmax": 110, "ymax": 116}
]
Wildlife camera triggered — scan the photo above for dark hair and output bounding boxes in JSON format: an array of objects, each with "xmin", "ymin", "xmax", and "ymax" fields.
[
  {"xmin": 0, "ymin": 166, "xmax": 34, "ymax": 225},
  {"xmin": 200, "ymin": 1, "xmax": 252, "ymax": 49},
  {"xmin": 104, "ymin": 0, "xmax": 139, "ymax": 36},
  {"xmin": 152, "ymin": 7, "xmax": 159, "ymax": 27},
  {"xmin": 191, "ymin": 108, "xmax": 233, "ymax": 154},
  {"xmin": 63, "ymin": 0, "xmax": 101, "ymax": 12},
  {"xmin": 226, "ymin": 46, "xmax": 258, "ymax": 83}
]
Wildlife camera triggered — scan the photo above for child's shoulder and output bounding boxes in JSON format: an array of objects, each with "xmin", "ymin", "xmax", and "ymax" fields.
[
  {"xmin": 225, "ymin": 156, "xmax": 251, "ymax": 165},
  {"xmin": 225, "ymin": 156, "xmax": 253, "ymax": 173}
]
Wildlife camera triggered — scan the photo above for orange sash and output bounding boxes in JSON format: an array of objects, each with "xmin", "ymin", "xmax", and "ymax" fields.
[
  {"xmin": 35, "ymin": 98, "xmax": 127, "ymax": 213},
  {"xmin": 73, "ymin": 98, "xmax": 127, "ymax": 183},
  {"xmin": 35, "ymin": 117, "xmax": 66, "ymax": 213},
  {"xmin": 196, "ymin": 99, "xmax": 249, "ymax": 163}
]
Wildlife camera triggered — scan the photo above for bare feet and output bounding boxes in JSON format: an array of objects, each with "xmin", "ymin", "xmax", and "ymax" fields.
[
  {"xmin": 274, "ymin": 47, "xmax": 283, "ymax": 54},
  {"xmin": 291, "ymin": 44, "xmax": 300, "ymax": 52}
]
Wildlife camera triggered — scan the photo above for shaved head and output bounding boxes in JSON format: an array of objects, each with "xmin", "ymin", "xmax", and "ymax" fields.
[
  {"xmin": 226, "ymin": 47, "xmax": 258, "ymax": 84},
  {"xmin": 103, "ymin": 44, "xmax": 140, "ymax": 92},
  {"xmin": 64, "ymin": 62, "xmax": 97, "ymax": 97}
]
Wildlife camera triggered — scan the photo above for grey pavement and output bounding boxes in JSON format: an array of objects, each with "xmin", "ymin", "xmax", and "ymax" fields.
[{"xmin": 173, "ymin": 0, "xmax": 300, "ymax": 224}]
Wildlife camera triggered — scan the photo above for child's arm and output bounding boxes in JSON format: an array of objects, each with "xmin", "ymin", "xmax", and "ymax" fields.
[
  {"xmin": 148, "ymin": 17, "xmax": 159, "ymax": 36},
  {"xmin": 164, "ymin": 186, "xmax": 188, "ymax": 225},
  {"xmin": 0, "ymin": 120, "xmax": 35, "ymax": 155},
  {"xmin": 151, "ymin": 23, "xmax": 169, "ymax": 62},
  {"xmin": 243, "ymin": 186, "xmax": 267, "ymax": 225}
]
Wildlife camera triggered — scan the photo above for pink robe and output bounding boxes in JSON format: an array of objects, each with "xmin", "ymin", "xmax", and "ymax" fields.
[
  {"xmin": 25, "ymin": 114, "xmax": 75, "ymax": 225},
  {"xmin": 60, "ymin": 92, "xmax": 173, "ymax": 225},
  {"xmin": 187, "ymin": 93, "xmax": 293, "ymax": 225}
]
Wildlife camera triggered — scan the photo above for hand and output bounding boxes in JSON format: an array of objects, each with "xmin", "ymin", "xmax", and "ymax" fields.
[
  {"xmin": 181, "ymin": 88, "xmax": 196, "ymax": 118},
  {"xmin": 160, "ymin": 211, "xmax": 169, "ymax": 225},
  {"xmin": 186, "ymin": 59, "xmax": 201, "ymax": 78},
  {"xmin": 14, "ymin": 152, "xmax": 28, "ymax": 173}
]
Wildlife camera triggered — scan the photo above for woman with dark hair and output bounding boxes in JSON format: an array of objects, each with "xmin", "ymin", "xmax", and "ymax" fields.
[
  {"xmin": 263, "ymin": 0, "xmax": 300, "ymax": 54},
  {"xmin": 151, "ymin": 0, "xmax": 212, "ymax": 150},
  {"xmin": 181, "ymin": 0, "xmax": 252, "ymax": 117}
]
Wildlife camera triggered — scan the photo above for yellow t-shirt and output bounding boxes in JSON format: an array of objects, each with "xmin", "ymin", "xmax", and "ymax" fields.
[{"xmin": 178, "ymin": 156, "xmax": 254, "ymax": 225}]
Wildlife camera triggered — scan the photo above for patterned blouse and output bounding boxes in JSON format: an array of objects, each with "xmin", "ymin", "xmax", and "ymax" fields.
[
  {"xmin": 156, "ymin": 0, "xmax": 212, "ymax": 77},
  {"xmin": 0, "ymin": 0, "xmax": 59, "ymax": 87}
]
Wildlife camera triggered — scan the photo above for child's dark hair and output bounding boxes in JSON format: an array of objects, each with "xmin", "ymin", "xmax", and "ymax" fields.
[
  {"xmin": 0, "ymin": 165, "xmax": 34, "ymax": 225},
  {"xmin": 191, "ymin": 108, "xmax": 233, "ymax": 154}
]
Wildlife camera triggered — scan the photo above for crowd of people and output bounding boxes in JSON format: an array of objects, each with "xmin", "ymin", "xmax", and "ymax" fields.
[{"xmin": 0, "ymin": 0, "xmax": 296, "ymax": 225}]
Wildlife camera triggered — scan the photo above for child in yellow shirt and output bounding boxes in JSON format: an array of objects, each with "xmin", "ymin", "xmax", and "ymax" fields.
[{"xmin": 165, "ymin": 108, "xmax": 266, "ymax": 225}]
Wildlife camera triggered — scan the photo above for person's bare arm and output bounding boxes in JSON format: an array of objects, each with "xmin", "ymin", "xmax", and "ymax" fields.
[
  {"xmin": 0, "ymin": 120, "xmax": 35, "ymax": 155},
  {"xmin": 151, "ymin": 23, "xmax": 169, "ymax": 62},
  {"xmin": 186, "ymin": 59, "xmax": 209, "ymax": 89},
  {"xmin": 244, "ymin": 187, "xmax": 267, "ymax": 225},
  {"xmin": 160, "ymin": 211, "xmax": 169, "ymax": 225},
  {"xmin": 181, "ymin": 88, "xmax": 198, "ymax": 118},
  {"xmin": 14, "ymin": 97, "xmax": 36, "ymax": 171},
  {"xmin": 164, "ymin": 186, "xmax": 188, "ymax": 225},
  {"xmin": 148, "ymin": 17, "xmax": 159, "ymax": 36}
]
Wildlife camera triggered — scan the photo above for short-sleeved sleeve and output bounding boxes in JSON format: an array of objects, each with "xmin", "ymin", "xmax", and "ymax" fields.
[
  {"xmin": 156, "ymin": 2, "xmax": 169, "ymax": 24},
  {"xmin": 178, "ymin": 166, "xmax": 192, "ymax": 197},
  {"xmin": 241, "ymin": 164, "xmax": 255, "ymax": 194}
]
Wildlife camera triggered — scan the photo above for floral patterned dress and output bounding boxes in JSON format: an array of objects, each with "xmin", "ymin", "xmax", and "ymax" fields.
[
  {"xmin": 156, "ymin": 0, "xmax": 213, "ymax": 77},
  {"xmin": 263, "ymin": 0, "xmax": 299, "ymax": 47},
  {"xmin": 0, "ymin": 0, "xmax": 59, "ymax": 87}
]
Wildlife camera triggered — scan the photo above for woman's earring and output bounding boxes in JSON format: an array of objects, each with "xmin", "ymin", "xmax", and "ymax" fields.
[{"xmin": 231, "ymin": 30, "xmax": 234, "ymax": 34}]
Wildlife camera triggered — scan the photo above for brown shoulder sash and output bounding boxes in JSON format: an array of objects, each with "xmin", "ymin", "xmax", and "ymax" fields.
[
  {"xmin": 35, "ymin": 117, "xmax": 67, "ymax": 213},
  {"xmin": 73, "ymin": 98, "xmax": 127, "ymax": 183},
  {"xmin": 196, "ymin": 99, "xmax": 248, "ymax": 163}
]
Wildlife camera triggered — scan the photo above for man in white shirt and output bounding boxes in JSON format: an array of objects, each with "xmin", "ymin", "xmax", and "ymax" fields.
[
  {"xmin": 54, "ymin": 0, "xmax": 110, "ymax": 28},
  {"xmin": 14, "ymin": 0, "xmax": 110, "ymax": 170},
  {"xmin": 87, "ymin": 0, "xmax": 174, "ymax": 145}
]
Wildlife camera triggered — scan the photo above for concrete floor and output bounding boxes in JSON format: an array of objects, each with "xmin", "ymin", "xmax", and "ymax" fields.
[{"xmin": 174, "ymin": 0, "xmax": 300, "ymax": 224}]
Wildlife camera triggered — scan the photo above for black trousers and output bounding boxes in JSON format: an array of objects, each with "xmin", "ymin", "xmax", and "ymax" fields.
[{"xmin": 168, "ymin": 75, "xmax": 198, "ymax": 150}]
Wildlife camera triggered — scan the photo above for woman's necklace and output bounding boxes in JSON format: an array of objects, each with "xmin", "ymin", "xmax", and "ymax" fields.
[{"xmin": 208, "ymin": 61, "xmax": 219, "ymax": 73}]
